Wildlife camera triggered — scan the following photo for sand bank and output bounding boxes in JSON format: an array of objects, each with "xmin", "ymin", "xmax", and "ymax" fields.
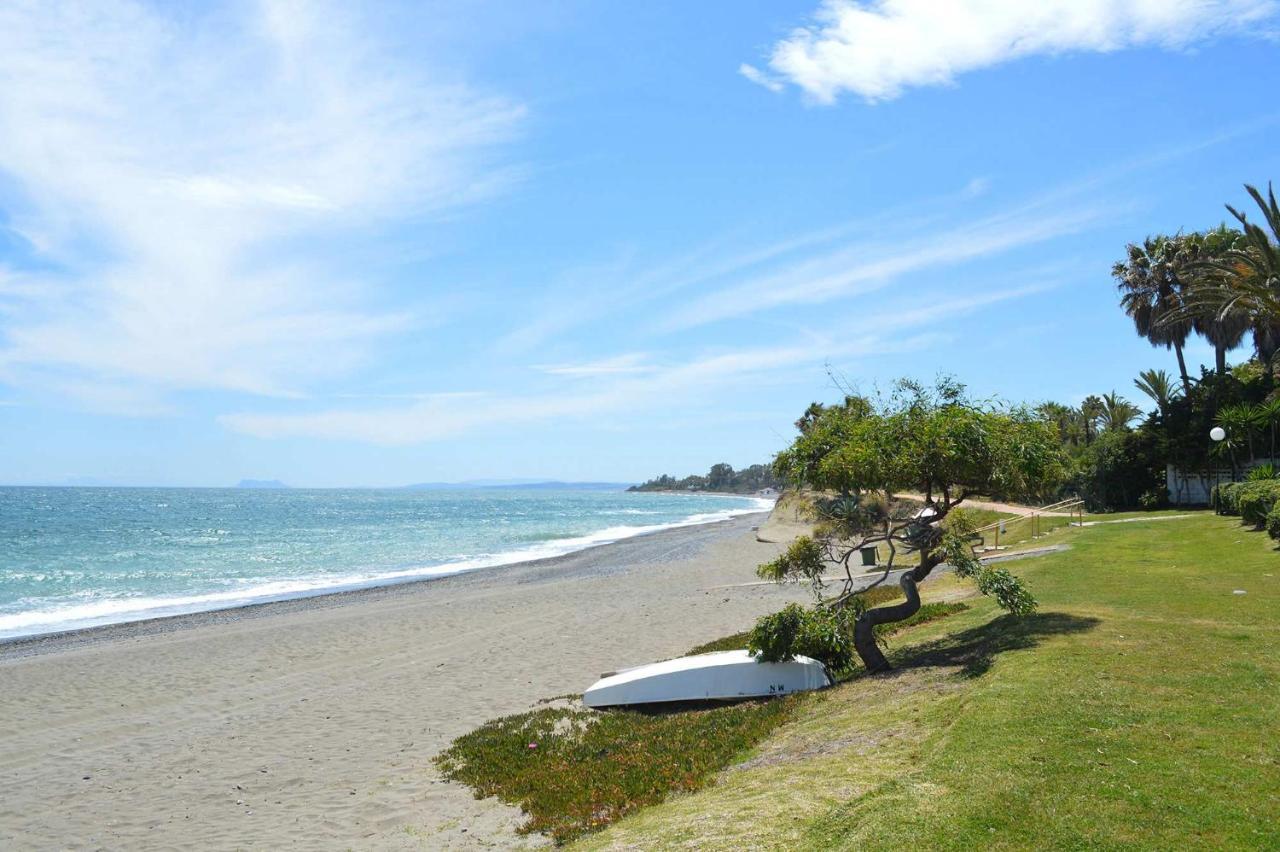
[{"xmin": 0, "ymin": 512, "xmax": 812, "ymax": 850}]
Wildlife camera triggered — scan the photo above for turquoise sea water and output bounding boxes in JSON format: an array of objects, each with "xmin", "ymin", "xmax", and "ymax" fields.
[{"xmin": 0, "ymin": 487, "xmax": 768, "ymax": 640}]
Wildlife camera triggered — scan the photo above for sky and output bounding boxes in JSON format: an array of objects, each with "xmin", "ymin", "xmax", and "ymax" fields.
[{"xmin": 0, "ymin": 0, "xmax": 1278, "ymax": 487}]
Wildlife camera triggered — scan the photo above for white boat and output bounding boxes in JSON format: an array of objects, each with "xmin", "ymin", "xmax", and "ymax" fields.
[{"xmin": 582, "ymin": 649, "xmax": 831, "ymax": 708}]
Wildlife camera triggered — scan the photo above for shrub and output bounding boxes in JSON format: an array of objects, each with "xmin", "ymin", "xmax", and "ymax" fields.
[
  {"xmin": 1248, "ymin": 463, "xmax": 1279, "ymax": 481},
  {"xmin": 1138, "ymin": 489, "xmax": 1167, "ymax": 510},
  {"xmin": 695, "ymin": 585, "xmax": 903, "ymax": 658},
  {"xmin": 746, "ymin": 588, "xmax": 968, "ymax": 675},
  {"xmin": 747, "ymin": 603, "xmax": 856, "ymax": 672},
  {"xmin": 1236, "ymin": 480, "xmax": 1280, "ymax": 528},
  {"xmin": 1215, "ymin": 481, "xmax": 1245, "ymax": 515},
  {"xmin": 1268, "ymin": 502, "xmax": 1280, "ymax": 540}
]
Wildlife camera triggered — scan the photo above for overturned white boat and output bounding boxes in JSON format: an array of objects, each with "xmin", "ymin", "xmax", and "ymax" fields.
[{"xmin": 583, "ymin": 649, "xmax": 831, "ymax": 708}]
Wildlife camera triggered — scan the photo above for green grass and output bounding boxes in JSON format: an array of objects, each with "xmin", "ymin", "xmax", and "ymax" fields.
[
  {"xmin": 433, "ymin": 697, "xmax": 800, "ymax": 844},
  {"xmin": 578, "ymin": 513, "xmax": 1280, "ymax": 850},
  {"xmin": 1083, "ymin": 508, "xmax": 1204, "ymax": 522}
]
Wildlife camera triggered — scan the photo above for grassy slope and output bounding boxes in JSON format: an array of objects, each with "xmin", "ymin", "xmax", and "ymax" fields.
[{"xmin": 578, "ymin": 511, "xmax": 1280, "ymax": 850}]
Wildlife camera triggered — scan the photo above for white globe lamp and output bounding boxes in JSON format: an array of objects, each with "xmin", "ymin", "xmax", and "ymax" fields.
[{"xmin": 1210, "ymin": 426, "xmax": 1227, "ymax": 442}]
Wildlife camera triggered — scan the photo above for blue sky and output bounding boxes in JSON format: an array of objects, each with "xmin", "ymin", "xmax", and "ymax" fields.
[{"xmin": 1, "ymin": 0, "xmax": 1278, "ymax": 487}]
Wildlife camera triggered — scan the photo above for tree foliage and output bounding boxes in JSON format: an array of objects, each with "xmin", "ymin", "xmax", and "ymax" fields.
[{"xmin": 754, "ymin": 378, "xmax": 1062, "ymax": 673}]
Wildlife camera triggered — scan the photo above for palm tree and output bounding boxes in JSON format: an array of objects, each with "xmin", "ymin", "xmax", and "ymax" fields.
[
  {"xmin": 1037, "ymin": 402, "xmax": 1084, "ymax": 447},
  {"xmin": 1114, "ymin": 237, "xmax": 1194, "ymax": 390},
  {"xmin": 1177, "ymin": 227, "xmax": 1250, "ymax": 375},
  {"xmin": 1133, "ymin": 368, "xmax": 1181, "ymax": 420},
  {"xmin": 1099, "ymin": 392, "xmax": 1141, "ymax": 432},
  {"xmin": 1215, "ymin": 403, "xmax": 1260, "ymax": 477},
  {"xmin": 795, "ymin": 402, "xmax": 825, "ymax": 434},
  {"xmin": 1080, "ymin": 395, "xmax": 1105, "ymax": 444},
  {"xmin": 1181, "ymin": 184, "xmax": 1280, "ymax": 365}
]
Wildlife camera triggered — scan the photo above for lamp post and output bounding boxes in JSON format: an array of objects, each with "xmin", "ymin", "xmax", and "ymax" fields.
[{"xmin": 1210, "ymin": 426, "xmax": 1228, "ymax": 510}]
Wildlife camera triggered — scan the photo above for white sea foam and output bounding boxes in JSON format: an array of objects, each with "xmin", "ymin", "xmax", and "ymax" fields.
[{"xmin": 0, "ymin": 496, "xmax": 773, "ymax": 640}]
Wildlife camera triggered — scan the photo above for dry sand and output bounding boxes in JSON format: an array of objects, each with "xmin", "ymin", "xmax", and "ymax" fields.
[{"xmin": 0, "ymin": 513, "xmax": 813, "ymax": 850}]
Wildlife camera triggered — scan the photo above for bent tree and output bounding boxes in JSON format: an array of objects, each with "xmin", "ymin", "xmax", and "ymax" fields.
[{"xmin": 754, "ymin": 378, "xmax": 1064, "ymax": 673}]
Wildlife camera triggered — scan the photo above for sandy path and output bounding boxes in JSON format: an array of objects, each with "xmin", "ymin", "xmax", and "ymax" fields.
[{"xmin": 0, "ymin": 514, "xmax": 810, "ymax": 850}]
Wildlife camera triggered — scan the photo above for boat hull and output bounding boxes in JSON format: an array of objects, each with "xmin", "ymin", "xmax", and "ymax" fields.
[{"xmin": 583, "ymin": 649, "xmax": 831, "ymax": 708}]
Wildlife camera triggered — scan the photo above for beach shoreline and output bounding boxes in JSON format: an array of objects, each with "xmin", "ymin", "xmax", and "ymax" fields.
[
  {"xmin": 0, "ymin": 509, "xmax": 772, "ymax": 659},
  {"xmin": 0, "ymin": 493, "xmax": 774, "ymax": 650},
  {"xmin": 0, "ymin": 510, "xmax": 811, "ymax": 850}
]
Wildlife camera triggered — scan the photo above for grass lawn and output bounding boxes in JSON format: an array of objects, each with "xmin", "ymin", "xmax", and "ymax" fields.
[
  {"xmin": 1083, "ymin": 508, "xmax": 1203, "ymax": 522},
  {"xmin": 576, "ymin": 511, "xmax": 1280, "ymax": 850}
]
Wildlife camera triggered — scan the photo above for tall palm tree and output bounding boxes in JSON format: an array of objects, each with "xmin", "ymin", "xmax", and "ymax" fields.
[
  {"xmin": 1099, "ymin": 392, "xmax": 1141, "ymax": 432},
  {"xmin": 1133, "ymin": 368, "xmax": 1181, "ymax": 420},
  {"xmin": 1177, "ymin": 227, "xmax": 1250, "ymax": 375},
  {"xmin": 1181, "ymin": 184, "xmax": 1280, "ymax": 365},
  {"xmin": 1114, "ymin": 237, "xmax": 1194, "ymax": 390}
]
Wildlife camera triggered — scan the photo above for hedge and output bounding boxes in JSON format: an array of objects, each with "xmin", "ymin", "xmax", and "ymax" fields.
[
  {"xmin": 1216, "ymin": 480, "xmax": 1280, "ymax": 538},
  {"xmin": 1239, "ymin": 481, "xmax": 1280, "ymax": 528},
  {"xmin": 1214, "ymin": 482, "xmax": 1245, "ymax": 515},
  {"xmin": 1267, "ymin": 502, "xmax": 1280, "ymax": 541}
]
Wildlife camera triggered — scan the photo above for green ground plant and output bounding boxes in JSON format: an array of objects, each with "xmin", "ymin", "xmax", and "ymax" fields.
[
  {"xmin": 434, "ymin": 698, "xmax": 798, "ymax": 844},
  {"xmin": 1238, "ymin": 480, "xmax": 1280, "ymax": 527}
]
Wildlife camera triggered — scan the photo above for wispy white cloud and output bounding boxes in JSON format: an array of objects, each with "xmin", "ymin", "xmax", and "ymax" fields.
[
  {"xmin": 220, "ymin": 279, "xmax": 1043, "ymax": 445},
  {"xmin": 220, "ymin": 335, "xmax": 932, "ymax": 444},
  {"xmin": 534, "ymin": 353, "xmax": 656, "ymax": 377},
  {"xmin": 497, "ymin": 179, "xmax": 992, "ymax": 354},
  {"xmin": 747, "ymin": 0, "xmax": 1278, "ymax": 103},
  {"xmin": 0, "ymin": 0, "xmax": 522, "ymax": 408},
  {"xmin": 660, "ymin": 201, "xmax": 1101, "ymax": 330},
  {"xmin": 738, "ymin": 63, "xmax": 783, "ymax": 93}
]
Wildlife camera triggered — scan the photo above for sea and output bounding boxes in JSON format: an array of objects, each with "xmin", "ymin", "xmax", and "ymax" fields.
[{"xmin": 0, "ymin": 487, "xmax": 771, "ymax": 640}]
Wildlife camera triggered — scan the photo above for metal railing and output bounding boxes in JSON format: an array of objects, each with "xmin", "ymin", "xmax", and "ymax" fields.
[{"xmin": 970, "ymin": 497, "xmax": 1085, "ymax": 552}]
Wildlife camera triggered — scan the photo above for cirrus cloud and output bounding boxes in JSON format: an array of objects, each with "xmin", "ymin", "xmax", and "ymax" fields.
[{"xmin": 0, "ymin": 0, "xmax": 523, "ymax": 409}]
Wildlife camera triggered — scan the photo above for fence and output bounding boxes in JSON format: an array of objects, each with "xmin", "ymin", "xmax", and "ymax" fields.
[
  {"xmin": 1166, "ymin": 465, "xmax": 1247, "ymax": 506},
  {"xmin": 970, "ymin": 497, "xmax": 1085, "ymax": 552}
]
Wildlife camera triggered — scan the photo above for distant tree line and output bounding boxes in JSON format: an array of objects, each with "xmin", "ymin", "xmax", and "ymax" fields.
[{"xmin": 628, "ymin": 462, "xmax": 783, "ymax": 494}]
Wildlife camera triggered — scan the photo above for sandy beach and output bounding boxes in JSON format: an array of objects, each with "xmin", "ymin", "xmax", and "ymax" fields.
[{"xmin": 0, "ymin": 512, "xmax": 812, "ymax": 850}]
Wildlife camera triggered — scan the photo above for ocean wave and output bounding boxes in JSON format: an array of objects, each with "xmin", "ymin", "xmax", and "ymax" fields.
[{"xmin": 0, "ymin": 496, "xmax": 772, "ymax": 640}]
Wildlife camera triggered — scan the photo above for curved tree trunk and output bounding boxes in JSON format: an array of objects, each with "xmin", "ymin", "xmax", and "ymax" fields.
[{"xmin": 853, "ymin": 571, "xmax": 923, "ymax": 673}]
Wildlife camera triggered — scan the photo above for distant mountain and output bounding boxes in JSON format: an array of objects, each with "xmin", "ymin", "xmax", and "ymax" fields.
[
  {"xmin": 403, "ymin": 480, "xmax": 631, "ymax": 491},
  {"xmin": 236, "ymin": 479, "xmax": 289, "ymax": 489}
]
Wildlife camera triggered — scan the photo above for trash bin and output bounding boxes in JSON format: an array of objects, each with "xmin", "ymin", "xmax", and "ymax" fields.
[{"xmin": 859, "ymin": 546, "xmax": 878, "ymax": 567}]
